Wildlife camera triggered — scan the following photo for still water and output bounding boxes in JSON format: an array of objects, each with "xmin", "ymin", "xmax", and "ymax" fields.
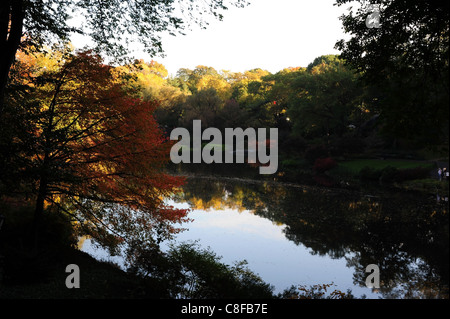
[{"xmin": 81, "ymin": 174, "xmax": 449, "ymax": 299}]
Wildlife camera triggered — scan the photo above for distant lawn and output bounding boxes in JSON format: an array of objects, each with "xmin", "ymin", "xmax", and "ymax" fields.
[
  {"xmin": 202, "ymin": 143, "xmax": 229, "ymax": 151},
  {"xmin": 338, "ymin": 159, "xmax": 434, "ymax": 174},
  {"xmin": 177, "ymin": 143, "xmax": 229, "ymax": 151}
]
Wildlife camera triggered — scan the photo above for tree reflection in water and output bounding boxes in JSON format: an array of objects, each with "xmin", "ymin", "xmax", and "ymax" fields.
[{"xmin": 173, "ymin": 175, "xmax": 449, "ymax": 299}]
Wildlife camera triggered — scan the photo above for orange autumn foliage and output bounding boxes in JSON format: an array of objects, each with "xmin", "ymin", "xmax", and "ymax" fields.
[{"xmin": 9, "ymin": 49, "xmax": 189, "ymax": 251}]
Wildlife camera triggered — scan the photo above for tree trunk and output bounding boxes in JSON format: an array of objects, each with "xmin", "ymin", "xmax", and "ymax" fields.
[
  {"xmin": 32, "ymin": 174, "xmax": 47, "ymax": 253},
  {"xmin": 31, "ymin": 74, "xmax": 60, "ymax": 252},
  {"xmin": 0, "ymin": 0, "xmax": 25, "ymax": 115}
]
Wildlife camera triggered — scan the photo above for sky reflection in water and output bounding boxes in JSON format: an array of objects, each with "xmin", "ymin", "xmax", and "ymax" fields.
[
  {"xmin": 163, "ymin": 200, "xmax": 381, "ymax": 298},
  {"xmin": 81, "ymin": 176, "xmax": 448, "ymax": 299}
]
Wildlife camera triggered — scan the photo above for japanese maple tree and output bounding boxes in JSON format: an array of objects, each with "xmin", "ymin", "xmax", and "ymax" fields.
[{"xmin": 5, "ymin": 48, "xmax": 189, "ymax": 253}]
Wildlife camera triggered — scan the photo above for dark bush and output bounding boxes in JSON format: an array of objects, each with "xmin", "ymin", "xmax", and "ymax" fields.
[
  {"xmin": 305, "ymin": 145, "xmax": 328, "ymax": 164},
  {"xmin": 359, "ymin": 166, "xmax": 381, "ymax": 181},
  {"xmin": 280, "ymin": 135, "xmax": 306, "ymax": 156},
  {"xmin": 359, "ymin": 165, "xmax": 430, "ymax": 184},
  {"xmin": 127, "ymin": 242, "xmax": 275, "ymax": 299},
  {"xmin": 0, "ymin": 204, "xmax": 77, "ymax": 285},
  {"xmin": 336, "ymin": 136, "xmax": 366, "ymax": 155},
  {"xmin": 314, "ymin": 157, "xmax": 337, "ymax": 173},
  {"xmin": 380, "ymin": 166, "xmax": 399, "ymax": 183},
  {"xmin": 313, "ymin": 175, "xmax": 335, "ymax": 187},
  {"xmin": 395, "ymin": 167, "xmax": 431, "ymax": 182}
]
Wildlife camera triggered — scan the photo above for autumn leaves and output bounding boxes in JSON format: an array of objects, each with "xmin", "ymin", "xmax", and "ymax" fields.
[{"xmin": 3, "ymin": 48, "xmax": 188, "ymax": 251}]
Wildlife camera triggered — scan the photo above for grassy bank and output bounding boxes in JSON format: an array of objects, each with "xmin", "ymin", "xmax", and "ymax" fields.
[
  {"xmin": 337, "ymin": 158, "xmax": 435, "ymax": 173},
  {"xmin": 278, "ymin": 156, "xmax": 445, "ymax": 193},
  {"xmin": 399, "ymin": 178, "xmax": 449, "ymax": 194},
  {"xmin": 0, "ymin": 247, "xmax": 156, "ymax": 299},
  {"xmin": 0, "ymin": 203, "xmax": 158, "ymax": 299}
]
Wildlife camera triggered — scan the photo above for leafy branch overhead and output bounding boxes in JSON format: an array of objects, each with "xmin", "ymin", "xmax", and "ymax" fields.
[{"xmin": 0, "ymin": 0, "xmax": 250, "ymax": 111}]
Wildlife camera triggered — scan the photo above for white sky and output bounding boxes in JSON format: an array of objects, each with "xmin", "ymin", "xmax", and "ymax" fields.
[
  {"xmin": 155, "ymin": 0, "xmax": 351, "ymax": 75},
  {"xmin": 71, "ymin": 0, "xmax": 351, "ymax": 76}
]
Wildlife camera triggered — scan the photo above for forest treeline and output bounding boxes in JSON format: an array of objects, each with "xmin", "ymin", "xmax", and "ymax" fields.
[
  {"xmin": 113, "ymin": 52, "xmax": 448, "ymax": 168},
  {"xmin": 5, "ymin": 45, "xmax": 447, "ymax": 194},
  {"xmin": 0, "ymin": 0, "xmax": 448, "ymax": 299}
]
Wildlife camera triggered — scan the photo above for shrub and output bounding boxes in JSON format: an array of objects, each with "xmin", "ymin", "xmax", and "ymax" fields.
[
  {"xmin": 127, "ymin": 241, "xmax": 275, "ymax": 299},
  {"xmin": 395, "ymin": 167, "xmax": 431, "ymax": 182},
  {"xmin": 281, "ymin": 158, "xmax": 309, "ymax": 170},
  {"xmin": 314, "ymin": 157, "xmax": 337, "ymax": 173},
  {"xmin": 336, "ymin": 136, "xmax": 366, "ymax": 155},
  {"xmin": 379, "ymin": 166, "xmax": 399, "ymax": 183},
  {"xmin": 280, "ymin": 136, "xmax": 306, "ymax": 156},
  {"xmin": 305, "ymin": 145, "xmax": 328, "ymax": 164},
  {"xmin": 0, "ymin": 202, "xmax": 77, "ymax": 285},
  {"xmin": 359, "ymin": 166, "xmax": 381, "ymax": 181},
  {"xmin": 279, "ymin": 283, "xmax": 354, "ymax": 299},
  {"xmin": 313, "ymin": 175, "xmax": 335, "ymax": 187},
  {"xmin": 358, "ymin": 165, "xmax": 431, "ymax": 184}
]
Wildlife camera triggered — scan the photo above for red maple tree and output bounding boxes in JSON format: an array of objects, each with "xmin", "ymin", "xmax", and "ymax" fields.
[{"xmin": 7, "ymin": 49, "xmax": 189, "ymax": 253}]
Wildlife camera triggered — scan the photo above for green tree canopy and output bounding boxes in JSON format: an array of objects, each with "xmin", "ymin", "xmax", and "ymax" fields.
[
  {"xmin": 287, "ymin": 55, "xmax": 364, "ymax": 141},
  {"xmin": 335, "ymin": 0, "xmax": 449, "ymax": 147}
]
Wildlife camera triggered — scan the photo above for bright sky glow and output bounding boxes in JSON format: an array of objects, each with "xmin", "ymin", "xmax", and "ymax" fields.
[
  {"xmin": 152, "ymin": 0, "xmax": 351, "ymax": 75},
  {"xmin": 81, "ymin": 199, "xmax": 381, "ymax": 297},
  {"xmin": 70, "ymin": 0, "xmax": 351, "ymax": 76}
]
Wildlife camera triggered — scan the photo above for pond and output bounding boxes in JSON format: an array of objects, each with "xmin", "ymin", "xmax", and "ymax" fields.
[{"xmin": 80, "ymin": 167, "xmax": 449, "ymax": 299}]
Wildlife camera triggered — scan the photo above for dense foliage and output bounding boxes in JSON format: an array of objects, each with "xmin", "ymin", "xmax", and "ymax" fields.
[
  {"xmin": 0, "ymin": 0, "xmax": 448, "ymax": 300},
  {"xmin": 1, "ymin": 47, "xmax": 189, "ymax": 254}
]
